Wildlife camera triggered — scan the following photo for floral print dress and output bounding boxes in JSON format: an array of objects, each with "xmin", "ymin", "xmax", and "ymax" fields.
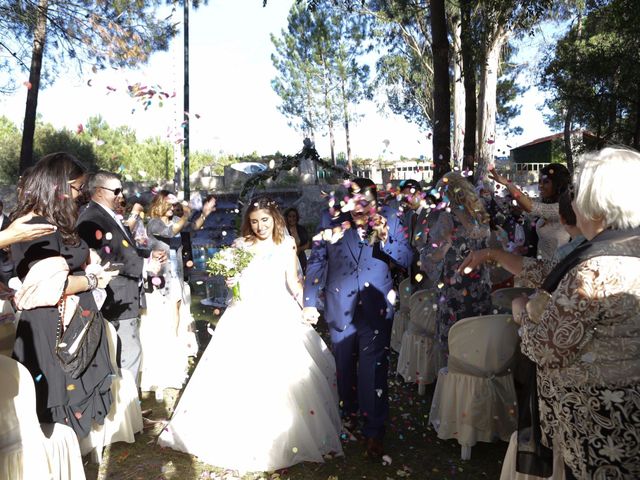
[{"xmin": 420, "ymin": 210, "xmax": 493, "ymax": 368}]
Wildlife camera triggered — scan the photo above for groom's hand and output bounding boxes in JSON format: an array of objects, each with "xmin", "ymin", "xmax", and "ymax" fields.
[{"xmin": 302, "ymin": 307, "xmax": 320, "ymax": 325}]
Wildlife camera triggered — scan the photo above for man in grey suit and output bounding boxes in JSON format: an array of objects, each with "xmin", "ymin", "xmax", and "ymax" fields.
[{"xmin": 77, "ymin": 172, "xmax": 163, "ymax": 387}]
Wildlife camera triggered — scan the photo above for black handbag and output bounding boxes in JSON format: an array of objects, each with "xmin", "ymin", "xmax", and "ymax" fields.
[{"xmin": 55, "ymin": 296, "xmax": 103, "ymax": 379}]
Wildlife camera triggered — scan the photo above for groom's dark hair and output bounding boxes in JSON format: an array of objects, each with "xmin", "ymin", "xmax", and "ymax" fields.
[{"xmin": 349, "ymin": 178, "xmax": 377, "ymax": 203}]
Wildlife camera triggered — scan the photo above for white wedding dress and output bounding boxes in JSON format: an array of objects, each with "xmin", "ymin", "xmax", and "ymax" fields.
[{"xmin": 158, "ymin": 237, "xmax": 343, "ymax": 473}]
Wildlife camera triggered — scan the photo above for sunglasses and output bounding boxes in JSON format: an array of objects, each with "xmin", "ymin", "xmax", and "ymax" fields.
[
  {"xmin": 70, "ymin": 183, "xmax": 84, "ymax": 194},
  {"xmin": 99, "ymin": 186, "xmax": 123, "ymax": 196}
]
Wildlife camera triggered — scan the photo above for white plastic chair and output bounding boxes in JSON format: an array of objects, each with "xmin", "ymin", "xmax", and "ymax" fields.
[
  {"xmin": 429, "ymin": 314, "xmax": 519, "ymax": 460},
  {"xmin": 499, "ymin": 431, "xmax": 566, "ymax": 480},
  {"xmin": 0, "ymin": 297, "xmax": 17, "ymax": 356},
  {"xmin": 79, "ymin": 319, "xmax": 142, "ymax": 463},
  {"xmin": 390, "ymin": 278, "xmax": 412, "ymax": 352},
  {"xmin": 0, "ymin": 355, "xmax": 85, "ymax": 480},
  {"xmin": 397, "ymin": 289, "xmax": 437, "ymax": 394}
]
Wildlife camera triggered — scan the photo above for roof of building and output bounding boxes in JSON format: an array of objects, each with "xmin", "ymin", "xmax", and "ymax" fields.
[{"xmin": 511, "ymin": 130, "xmax": 597, "ymax": 151}]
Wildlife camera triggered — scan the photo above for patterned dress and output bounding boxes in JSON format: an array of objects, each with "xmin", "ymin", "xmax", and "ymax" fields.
[
  {"xmin": 529, "ymin": 200, "xmax": 570, "ymax": 262},
  {"xmin": 520, "ymin": 255, "xmax": 640, "ymax": 478},
  {"xmin": 420, "ymin": 211, "xmax": 493, "ymax": 368}
]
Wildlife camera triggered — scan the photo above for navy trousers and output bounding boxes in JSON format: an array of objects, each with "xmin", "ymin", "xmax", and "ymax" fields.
[{"xmin": 329, "ymin": 303, "xmax": 392, "ymax": 439}]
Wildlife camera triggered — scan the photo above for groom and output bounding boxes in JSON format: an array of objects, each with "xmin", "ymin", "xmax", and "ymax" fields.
[{"xmin": 303, "ymin": 178, "xmax": 413, "ymax": 458}]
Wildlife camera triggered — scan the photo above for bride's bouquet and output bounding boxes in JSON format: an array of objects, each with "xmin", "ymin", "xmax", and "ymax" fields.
[{"xmin": 206, "ymin": 246, "xmax": 254, "ymax": 301}]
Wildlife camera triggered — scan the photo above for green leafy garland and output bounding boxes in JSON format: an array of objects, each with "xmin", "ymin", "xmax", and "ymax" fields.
[{"xmin": 238, "ymin": 139, "xmax": 353, "ymax": 203}]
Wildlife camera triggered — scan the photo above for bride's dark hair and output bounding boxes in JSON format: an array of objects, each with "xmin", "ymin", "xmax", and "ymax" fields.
[{"xmin": 241, "ymin": 196, "xmax": 287, "ymax": 244}]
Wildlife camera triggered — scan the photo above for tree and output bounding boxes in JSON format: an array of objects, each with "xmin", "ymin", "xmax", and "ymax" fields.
[
  {"xmin": 473, "ymin": 0, "xmax": 554, "ymax": 179},
  {"xmin": 271, "ymin": 4, "xmax": 323, "ymax": 141},
  {"xmin": 429, "ymin": 0, "xmax": 451, "ymax": 182},
  {"xmin": 271, "ymin": 3, "xmax": 371, "ymax": 167},
  {"xmin": 541, "ymin": 0, "xmax": 640, "ymax": 159},
  {"xmin": 0, "ymin": 116, "xmax": 21, "ymax": 183},
  {"xmin": 496, "ymin": 43, "xmax": 527, "ymax": 137},
  {"xmin": 371, "ymin": 1, "xmax": 434, "ymax": 132},
  {"xmin": 459, "ymin": 0, "xmax": 478, "ymax": 172},
  {"xmin": 0, "ymin": 0, "xmax": 179, "ymax": 173}
]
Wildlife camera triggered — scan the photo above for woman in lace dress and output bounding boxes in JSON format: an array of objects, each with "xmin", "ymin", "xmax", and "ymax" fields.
[
  {"xmin": 490, "ymin": 163, "xmax": 571, "ymax": 262},
  {"xmin": 158, "ymin": 196, "xmax": 342, "ymax": 473},
  {"xmin": 420, "ymin": 171, "xmax": 493, "ymax": 368},
  {"xmin": 510, "ymin": 148, "xmax": 640, "ymax": 479}
]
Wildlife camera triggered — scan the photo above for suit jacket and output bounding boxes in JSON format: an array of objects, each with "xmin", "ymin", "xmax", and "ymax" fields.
[
  {"xmin": 304, "ymin": 206, "xmax": 413, "ymax": 331},
  {"xmin": 77, "ymin": 201, "xmax": 145, "ymax": 321}
]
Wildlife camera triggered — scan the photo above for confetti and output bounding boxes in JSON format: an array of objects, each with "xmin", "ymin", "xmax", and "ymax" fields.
[
  {"xmin": 105, "ymin": 232, "xmax": 113, "ymax": 241},
  {"xmin": 67, "ymin": 384, "xmax": 76, "ymax": 391}
]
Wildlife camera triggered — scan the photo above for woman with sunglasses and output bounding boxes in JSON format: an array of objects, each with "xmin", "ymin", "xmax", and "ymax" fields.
[
  {"xmin": 490, "ymin": 163, "xmax": 571, "ymax": 262},
  {"xmin": 11, "ymin": 152, "xmax": 118, "ymax": 438}
]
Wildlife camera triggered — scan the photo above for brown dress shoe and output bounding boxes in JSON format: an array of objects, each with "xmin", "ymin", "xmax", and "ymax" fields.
[{"xmin": 365, "ymin": 437, "xmax": 384, "ymax": 459}]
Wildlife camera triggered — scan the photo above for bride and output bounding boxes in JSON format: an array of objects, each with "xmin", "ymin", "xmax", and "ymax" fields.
[{"xmin": 158, "ymin": 196, "xmax": 343, "ymax": 473}]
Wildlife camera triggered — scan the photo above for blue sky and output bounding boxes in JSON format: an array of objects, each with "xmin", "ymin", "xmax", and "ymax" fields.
[{"xmin": 0, "ymin": 1, "xmax": 559, "ymax": 161}]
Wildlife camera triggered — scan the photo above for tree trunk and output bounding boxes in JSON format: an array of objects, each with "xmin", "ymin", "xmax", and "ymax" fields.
[
  {"xmin": 451, "ymin": 15, "xmax": 465, "ymax": 170},
  {"xmin": 328, "ymin": 114, "xmax": 336, "ymax": 165},
  {"xmin": 19, "ymin": 0, "xmax": 49, "ymax": 174},
  {"xmin": 321, "ymin": 56, "xmax": 336, "ymax": 165},
  {"xmin": 305, "ymin": 80, "xmax": 316, "ymax": 142},
  {"xmin": 430, "ymin": 0, "xmax": 451, "ymax": 184},
  {"xmin": 563, "ymin": 106, "xmax": 574, "ymax": 173},
  {"xmin": 341, "ymin": 78, "xmax": 352, "ymax": 171},
  {"xmin": 460, "ymin": 0, "xmax": 476, "ymax": 173},
  {"xmin": 633, "ymin": 90, "xmax": 640, "ymax": 150},
  {"xmin": 476, "ymin": 28, "xmax": 509, "ymax": 182}
]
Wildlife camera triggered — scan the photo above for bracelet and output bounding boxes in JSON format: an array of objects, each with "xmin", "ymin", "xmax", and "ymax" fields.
[{"xmin": 86, "ymin": 273, "xmax": 98, "ymax": 290}]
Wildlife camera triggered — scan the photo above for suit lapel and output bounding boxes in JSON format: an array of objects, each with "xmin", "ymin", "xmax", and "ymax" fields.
[
  {"xmin": 344, "ymin": 227, "xmax": 364, "ymax": 264},
  {"xmin": 92, "ymin": 202, "xmax": 133, "ymax": 244}
]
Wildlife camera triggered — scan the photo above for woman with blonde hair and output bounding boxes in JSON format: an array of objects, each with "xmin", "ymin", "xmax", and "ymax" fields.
[
  {"xmin": 140, "ymin": 190, "xmax": 215, "ymax": 400},
  {"xmin": 420, "ymin": 171, "xmax": 493, "ymax": 367}
]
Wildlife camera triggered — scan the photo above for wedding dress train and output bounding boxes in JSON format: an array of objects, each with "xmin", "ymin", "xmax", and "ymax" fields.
[{"xmin": 158, "ymin": 238, "xmax": 343, "ymax": 473}]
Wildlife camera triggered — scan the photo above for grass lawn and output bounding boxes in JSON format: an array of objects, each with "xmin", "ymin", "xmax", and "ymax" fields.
[{"xmin": 83, "ymin": 288, "xmax": 508, "ymax": 480}]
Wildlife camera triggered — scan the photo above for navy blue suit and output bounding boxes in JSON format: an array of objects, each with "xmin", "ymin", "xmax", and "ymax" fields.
[{"xmin": 304, "ymin": 206, "xmax": 412, "ymax": 438}]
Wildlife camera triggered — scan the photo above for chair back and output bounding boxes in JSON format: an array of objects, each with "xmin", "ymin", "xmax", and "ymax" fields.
[
  {"xmin": 0, "ymin": 299, "xmax": 17, "ymax": 356},
  {"xmin": 408, "ymin": 289, "xmax": 437, "ymax": 335},
  {"xmin": 103, "ymin": 319, "xmax": 119, "ymax": 372},
  {"xmin": 398, "ymin": 278, "xmax": 412, "ymax": 311},
  {"xmin": 0, "ymin": 355, "xmax": 21, "ymax": 451},
  {"xmin": 0, "ymin": 355, "xmax": 51, "ymax": 479},
  {"xmin": 448, "ymin": 314, "xmax": 519, "ymax": 375}
]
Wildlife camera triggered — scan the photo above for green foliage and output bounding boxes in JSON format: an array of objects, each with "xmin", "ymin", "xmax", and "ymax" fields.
[
  {"xmin": 0, "ymin": 116, "xmax": 20, "ymax": 183},
  {"xmin": 0, "ymin": 1, "xmax": 179, "ymax": 81},
  {"xmin": 33, "ymin": 123, "xmax": 97, "ymax": 169},
  {"xmin": 371, "ymin": 0, "xmax": 434, "ymax": 131},
  {"xmin": 540, "ymin": 0, "xmax": 640, "ymax": 146},
  {"xmin": 271, "ymin": 3, "xmax": 372, "ymax": 142},
  {"xmin": 496, "ymin": 43, "xmax": 527, "ymax": 136},
  {"xmin": 0, "ymin": 115, "xmax": 231, "ymax": 185}
]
